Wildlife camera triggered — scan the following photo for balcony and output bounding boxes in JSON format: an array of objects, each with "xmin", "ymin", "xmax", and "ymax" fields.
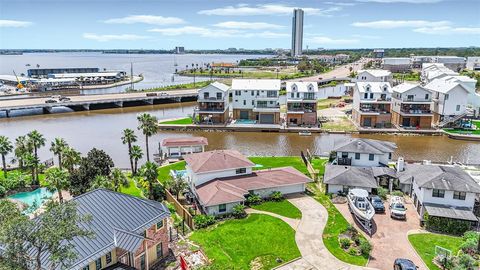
[
  {"xmin": 336, "ymin": 157, "xmax": 352, "ymax": 166},
  {"xmin": 194, "ymin": 106, "xmax": 226, "ymax": 113},
  {"xmin": 253, "ymin": 104, "xmax": 280, "ymax": 112},
  {"xmin": 359, "ymin": 108, "xmax": 390, "ymax": 115},
  {"xmin": 399, "ymin": 108, "xmax": 432, "ymax": 115},
  {"xmin": 197, "ymin": 96, "xmax": 225, "ymax": 102}
]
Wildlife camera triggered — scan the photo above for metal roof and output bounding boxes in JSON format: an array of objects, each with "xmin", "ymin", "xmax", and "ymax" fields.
[{"xmin": 424, "ymin": 203, "xmax": 478, "ymax": 221}]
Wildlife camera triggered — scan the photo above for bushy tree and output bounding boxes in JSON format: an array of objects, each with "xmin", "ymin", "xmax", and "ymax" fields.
[{"xmin": 69, "ymin": 148, "xmax": 114, "ymax": 195}]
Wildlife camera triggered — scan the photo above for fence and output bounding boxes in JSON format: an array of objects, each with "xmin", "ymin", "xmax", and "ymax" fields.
[
  {"xmin": 165, "ymin": 189, "xmax": 195, "ymax": 230},
  {"xmin": 300, "ymin": 150, "xmax": 318, "ymax": 181}
]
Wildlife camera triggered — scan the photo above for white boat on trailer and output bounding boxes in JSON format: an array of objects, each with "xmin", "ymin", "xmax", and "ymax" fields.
[{"xmin": 347, "ymin": 188, "xmax": 375, "ymax": 235}]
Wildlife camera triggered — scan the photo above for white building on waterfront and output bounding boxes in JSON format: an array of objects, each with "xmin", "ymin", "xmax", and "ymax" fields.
[{"xmin": 291, "ymin": 9, "xmax": 304, "ymax": 57}]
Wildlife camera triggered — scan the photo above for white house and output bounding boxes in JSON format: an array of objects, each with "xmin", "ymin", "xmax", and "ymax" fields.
[
  {"xmin": 194, "ymin": 82, "xmax": 230, "ymax": 124},
  {"xmin": 466, "ymin": 57, "xmax": 480, "ymax": 71},
  {"xmin": 183, "ymin": 149, "xmax": 312, "ymax": 215},
  {"xmin": 285, "ymin": 82, "xmax": 319, "ymax": 126},
  {"xmin": 391, "ymin": 83, "xmax": 433, "ymax": 129},
  {"xmin": 160, "ymin": 137, "xmax": 208, "ymax": 159},
  {"xmin": 354, "ymin": 69, "xmax": 392, "ymax": 83},
  {"xmin": 352, "ymin": 82, "xmax": 393, "ymax": 128},
  {"xmin": 332, "ymin": 138, "xmax": 397, "ymax": 167},
  {"xmin": 397, "ymin": 163, "xmax": 480, "ymax": 224},
  {"xmin": 231, "ymin": 79, "xmax": 281, "ymax": 124},
  {"xmin": 421, "ymin": 63, "xmax": 459, "ymax": 83}
]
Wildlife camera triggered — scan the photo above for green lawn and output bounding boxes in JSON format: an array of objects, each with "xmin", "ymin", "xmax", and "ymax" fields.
[
  {"xmin": 393, "ymin": 72, "xmax": 420, "ymax": 82},
  {"xmin": 248, "ymin": 156, "xmax": 310, "ymax": 175},
  {"xmin": 119, "ymin": 178, "xmax": 144, "ymax": 198},
  {"xmin": 251, "ymin": 200, "xmax": 302, "ymax": 219},
  {"xmin": 444, "ymin": 121, "xmax": 480, "ymax": 135},
  {"xmin": 179, "ymin": 70, "xmax": 308, "ymax": 80},
  {"xmin": 408, "ymin": 233, "xmax": 463, "ymax": 270},
  {"xmin": 190, "ymin": 214, "xmax": 300, "ymax": 270},
  {"xmin": 157, "ymin": 161, "xmax": 186, "ymax": 185},
  {"xmin": 158, "ymin": 117, "xmax": 193, "ymax": 125},
  {"xmin": 317, "ymin": 96, "xmax": 351, "ymax": 110}
]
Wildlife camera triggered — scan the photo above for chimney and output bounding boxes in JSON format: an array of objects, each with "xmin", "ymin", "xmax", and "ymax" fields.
[{"xmin": 396, "ymin": 157, "xmax": 405, "ymax": 172}]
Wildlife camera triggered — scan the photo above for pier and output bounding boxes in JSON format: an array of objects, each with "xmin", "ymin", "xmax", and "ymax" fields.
[{"xmin": 0, "ymin": 89, "xmax": 198, "ymax": 117}]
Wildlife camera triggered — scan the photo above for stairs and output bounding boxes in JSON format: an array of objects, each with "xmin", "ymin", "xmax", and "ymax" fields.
[{"xmin": 436, "ymin": 111, "xmax": 469, "ymax": 128}]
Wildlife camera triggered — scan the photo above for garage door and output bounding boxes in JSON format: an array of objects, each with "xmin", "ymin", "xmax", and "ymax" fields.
[
  {"xmin": 239, "ymin": 110, "xmax": 249, "ymax": 119},
  {"xmin": 259, "ymin": 114, "xmax": 274, "ymax": 124}
]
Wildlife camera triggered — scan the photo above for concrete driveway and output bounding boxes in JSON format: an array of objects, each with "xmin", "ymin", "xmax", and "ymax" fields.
[
  {"xmin": 335, "ymin": 197, "xmax": 428, "ymax": 270},
  {"xmin": 277, "ymin": 195, "xmax": 377, "ymax": 270}
]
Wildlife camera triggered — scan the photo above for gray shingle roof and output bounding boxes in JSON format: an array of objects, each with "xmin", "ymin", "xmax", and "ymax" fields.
[
  {"xmin": 424, "ymin": 203, "xmax": 478, "ymax": 221},
  {"xmin": 397, "ymin": 164, "xmax": 480, "ymax": 193},
  {"xmin": 333, "ymin": 138, "xmax": 397, "ymax": 155},
  {"xmin": 37, "ymin": 189, "xmax": 170, "ymax": 270},
  {"xmin": 324, "ymin": 165, "xmax": 378, "ymax": 188}
]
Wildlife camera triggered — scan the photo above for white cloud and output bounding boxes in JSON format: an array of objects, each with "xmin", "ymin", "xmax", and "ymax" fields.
[
  {"xmin": 104, "ymin": 15, "xmax": 185, "ymax": 25},
  {"xmin": 198, "ymin": 4, "xmax": 341, "ymax": 16},
  {"xmin": 83, "ymin": 33, "xmax": 149, "ymax": 42},
  {"xmin": 325, "ymin": 2, "xmax": 356, "ymax": 6},
  {"xmin": 0, "ymin": 19, "xmax": 32, "ymax": 28},
  {"xmin": 148, "ymin": 26, "xmax": 288, "ymax": 39},
  {"xmin": 352, "ymin": 20, "xmax": 450, "ymax": 29},
  {"xmin": 306, "ymin": 36, "xmax": 359, "ymax": 45},
  {"xmin": 356, "ymin": 0, "xmax": 442, "ymax": 3},
  {"xmin": 413, "ymin": 26, "xmax": 480, "ymax": 35},
  {"xmin": 213, "ymin": 21, "xmax": 284, "ymax": 30}
]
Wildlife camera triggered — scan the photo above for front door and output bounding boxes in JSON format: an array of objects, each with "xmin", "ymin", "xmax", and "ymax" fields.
[
  {"xmin": 363, "ymin": 117, "xmax": 372, "ymax": 127},
  {"xmin": 402, "ymin": 117, "xmax": 411, "ymax": 127},
  {"xmin": 239, "ymin": 110, "xmax": 249, "ymax": 119}
]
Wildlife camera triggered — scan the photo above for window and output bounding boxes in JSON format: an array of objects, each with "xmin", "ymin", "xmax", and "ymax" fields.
[
  {"xmin": 456, "ymin": 105, "xmax": 460, "ymax": 111},
  {"xmin": 388, "ymin": 153, "xmax": 392, "ymax": 159},
  {"xmin": 432, "ymin": 189, "xmax": 445, "ymax": 198},
  {"xmin": 369, "ymin": 93, "xmax": 373, "ymax": 99},
  {"xmin": 106, "ymin": 252, "xmax": 112, "ymax": 264},
  {"xmin": 291, "ymin": 93, "xmax": 294, "ymax": 98},
  {"xmin": 257, "ymin": 90, "xmax": 260, "ymax": 96},
  {"xmin": 203, "ymin": 92, "xmax": 209, "ymax": 99},
  {"xmin": 95, "ymin": 258, "xmax": 102, "ymax": 270},
  {"xmin": 236, "ymin": 168, "xmax": 246, "ymax": 174},
  {"xmin": 425, "ymin": 93, "xmax": 429, "ymax": 100},
  {"xmin": 368, "ymin": 154, "xmax": 374, "ymax": 161},
  {"xmin": 216, "ymin": 92, "xmax": 222, "ymax": 99},
  {"xmin": 445, "ymin": 94, "xmax": 449, "ymax": 100},
  {"xmin": 243, "ymin": 100, "xmax": 246, "ymax": 106},
  {"xmin": 82, "ymin": 266, "xmax": 89, "ymax": 270},
  {"xmin": 156, "ymin": 219, "xmax": 164, "ymax": 230},
  {"xmin": 156, "ymin": 243, "xmax": 163, "ymax": 258},
  {"xmin": 453, "ymin": 191, "xmax": 466, "ymax": 200},
  {"xmin": 235, "ymin": 90, "xmax": 241, "ymax": 96},
  {"xmin": 140, "ymin": 254, "xmax": 146, "ymax": 270},
  {"xmin": 407, "ymin": 95, "xmax": 414, "ymax": 101},
  {"xmin": 251, "ymin": 100, "xmax": 254, "ymax": 106},
  {"xmin": 266, "ymin": 91, "xmax": 277, "ymax": 97},
  {"xmin": 219, "ymin": 204, "xmax": 227, "ymax": 213},
  {"xmin": 341, "ymin": 152, "xmax": 348, "ymax": 158},
  {"xmin": 364, "ymin": 93, "xmax": 368, "ymax": 99},
  {"xmin": 355, "ymin": 153, "xmax": 360, "ymax": 160}
]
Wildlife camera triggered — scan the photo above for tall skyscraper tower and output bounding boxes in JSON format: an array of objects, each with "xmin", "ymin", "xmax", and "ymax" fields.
[{"xmin": 291, "ymin": 8, "xmax": 304, "ymax": 57}]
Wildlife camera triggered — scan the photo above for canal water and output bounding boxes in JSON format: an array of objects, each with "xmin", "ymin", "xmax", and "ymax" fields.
[{"xmin": 1, "ymin": 102, "xmax": 479, "ymax": 168}]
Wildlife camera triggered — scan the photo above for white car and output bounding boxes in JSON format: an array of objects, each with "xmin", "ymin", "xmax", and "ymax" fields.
[{"xmin": 389, "ymin": 196, "xmax": 407, "ymax": 220}]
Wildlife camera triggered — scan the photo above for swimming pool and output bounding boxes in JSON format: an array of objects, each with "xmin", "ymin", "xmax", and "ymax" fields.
[
  {"xmin": 171, "ymin": 169, "xmax": 188, "ymax": 179},
  {"xmin": 235, "ymin": 119, "xmax": 257, "ymax": 124},
  {"xmin": 8, "ymin": 187, "xmax": 54, "ymax": 213}
]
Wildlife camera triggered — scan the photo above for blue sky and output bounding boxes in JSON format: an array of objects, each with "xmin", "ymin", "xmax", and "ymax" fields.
[{"xmin": 0, "ymin": 0, "xmax": 479, "ymax": 50}]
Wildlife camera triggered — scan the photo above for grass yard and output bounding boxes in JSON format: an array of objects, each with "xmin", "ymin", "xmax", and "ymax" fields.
[
  {"xmin": 190, "ymin": 214, "xmax": 300, "ymax": 270},
  {"xmin": 408, "ymin": 233, "xmax": 463, "ymax": 270},
  {"xmin": 157, "ymin": 161, "xmax": 186, "ymax": 185},
  {"xmin": 251, "ymin": 200, "xmax": 302, "ymax": 219},
  {"xmin": 321, "ymin": 117, "xmax": 357, "ymax": 132},
  {"xmin": 444, "ymin": 120, "xmax": 480, "ymax": 135},
  {"xmin": 158, "ymin": 117, "xmax": 193, "ymax": 125},
  {"xmin": 317, "ymin": 96, "xmax": 351, "ymax": 110},
  {"xmin": 393, "ymin": 72, "xmax": 420, "ymax": 82},
  {"xmin": 119, "ymin": 178, "xmax": 144, "ymax": 198},
  {"xmin": 248, "ymin": 156, "xmax": 310, "ymax": 175}
]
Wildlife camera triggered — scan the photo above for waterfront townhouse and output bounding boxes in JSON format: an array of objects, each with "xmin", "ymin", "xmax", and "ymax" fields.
[
  {"xmin": 397, "ymin": 163, "xmax": 480, "ymax": 225},
  {"xmin": 34, "ymin": 189, "xmax": 170, "ymax": 270},
  {"xmin": 425, "ymin": 78, "xmax": 469, "ymax": 127},
  {"xmin": 421, "ymin": 63, "xmax": 458, "ymax": 83},
  {"xmin": 285, "ymin": 82, "xmax": 319, "ymax": 126},
  {"xmin": 352, "ymin": 82, "xmax": 393, "ymax": 128},
  {"xmin": 354, "ymin": 69, "xmax": 392, "ymax": 83},
  {"xmin": 231, "ymin": 79, "xmax": 281, "ymax": 124},
  {"xmin": 184, "ymin": 149, "xmax": 311, "ymax": 215},
  {"xmin": 194, "ymin": 82, "xmax": 230, "ymax": 124},
  {"xmin": 391, "ymin": 83, "xmax": 433, "ymax": 129},
  {"xmin": 332, "ymin": 138, "xmax": 397, "ymax": 167}
]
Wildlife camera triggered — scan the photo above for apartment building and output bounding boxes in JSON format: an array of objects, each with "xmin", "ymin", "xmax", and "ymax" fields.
[
  {"xmin": 195, "ymin": 82, "xmax": 230, "ymax": 124},
  {"xmin": 354, "ymin": 69, "xmax": 392, "ymax": 83},
  {"xmin": 381, "ymin": 57, "xmax": 411, "ymax": 72},
  {"xmin": 352, "ymin": 82, "xmax": 393, "ymax": 128},
  {"xmin": 231, "ymin": 79, "xmax": 281, "ymax": 124},
  {"xmin": 391, "ymin": 83, "xmax": 433, "ymax": 129},
  {"xmin": 285, "ymin": 82, "xmax": 319, "ymax": 126}
]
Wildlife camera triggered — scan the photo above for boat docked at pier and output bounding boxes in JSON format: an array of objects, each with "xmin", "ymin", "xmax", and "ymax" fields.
[{"xmin": 347, "ymin": 188, "xmax": 375, "ymax": 235}]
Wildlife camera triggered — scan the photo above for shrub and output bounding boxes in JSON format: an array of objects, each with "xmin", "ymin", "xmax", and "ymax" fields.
[
  {"xmin": 424, "ymin": 213, "xmax": 472, "ymax": 235},
  {"xmin": 460, "ymin": 238, "xmax": 477, "ymax": 255},
  {"xmin": 0, "ymin": 185, "xmax": 5, "ymax": 197},
  {"xmin": 165, "ymin": 202, "xmax": 176, "ymax": 214},
  {"xmin": 246, "ymin": 193, "xmax": 262, "ymax": 206},
  {"xmin": 462, "ymin": 231, "xmax": 479, "ymax": 242},
  {"xmin": 232, "ymin": 204, "xmax": 247, "ymax": 219},
  {"xmin": 391, "ymin": 190, "xmax": 404, "ymax": 197},
  {"xmin": 339, "ymin": 238, "xmax": 352, "ymax": 249},
  {"xmin": 194, "ymin": 214, "xmax": 216, "ymax": 229},
  {"xmin": 348, "ymin": 248, "xmax": 357, "ymax": 255},
  {"xmin": 377, "ymin": 187, "xmax": 388, "ymax": 200},
  {"xmin": 269, "ymin": 191, "xmax": 284, "ymax": 201},
  {"xmin": 359, "ymin": 238, "xmax": 372, "ymax": 256}
]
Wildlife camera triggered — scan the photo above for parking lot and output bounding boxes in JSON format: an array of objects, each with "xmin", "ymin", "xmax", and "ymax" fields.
[{"xmin": 335, "ymin": 196, "xmax": 428, "ymax": 270}]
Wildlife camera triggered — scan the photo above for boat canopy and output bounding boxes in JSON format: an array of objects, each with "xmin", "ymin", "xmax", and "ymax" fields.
[{"xmin": 349, "ymin": 188, "xmax": 369, "ymax": 198}]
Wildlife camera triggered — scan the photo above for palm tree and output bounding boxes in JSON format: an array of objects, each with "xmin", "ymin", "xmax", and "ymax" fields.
[
  {"xmin": 110, "ymin": 168, "xmax": 129, "ymax": 192},
  {"xmin": 139, "ymin": 161, "xmax": 158, "ymax": 200},
  {"xmin": 50, "ymin": 138, "xmax": 68, "ymax": 169},
  {"xmin": 44, "ymin": 167, "xmax": 70, "ymax": 203},
  {"xmin": 89, "ymin": 175, "xmax": 113, "ymax": 191},
  {"xmin": 23, "ymin": 153, "xmax": 39, "ymax": 185},
  {"xmin": 0, "ymin": 136, "xmax": 13, "ymax": 177},
  {"xmin": 62, "ymin": 147, "xmax": 81, "ymax": 174},
  {"xmin": 130, "ymin": 145, "xmax": 143, "ymax": 175},
  {"xmin": 14, "ymin": 135, "xmax": 32, "ymax": 170},
  {"xmin": 121, "ymin": 129, "xmax": 137, "ymax": 174},
  {"xmin": 137, "ymin": 113, "xmax": 157, "ymax": 162},
  {"xmin": 27, "ymin": 130, "xmax": 46, "ymax": 183}
]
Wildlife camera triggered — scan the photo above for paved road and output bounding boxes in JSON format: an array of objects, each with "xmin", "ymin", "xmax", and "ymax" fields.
[
  {"xmin": 277, "ymin": 195, "xmax": 378, "ymax": 270},
  {"xmin": 0, "ymin": 89, "xmax": 199, "ymax": 109},
  {"xmin": 286, "ymin": 58, "xmax": 370, "ymax": 82}
]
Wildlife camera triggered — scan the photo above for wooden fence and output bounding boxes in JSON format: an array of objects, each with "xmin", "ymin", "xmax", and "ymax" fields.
[
  {"xmin": 300, "ymin": 150, "xmax": 318, "ymax": 181},
  {"xmin": 165, "ymin": 189, "xmax": 195, "ymax": 230}
]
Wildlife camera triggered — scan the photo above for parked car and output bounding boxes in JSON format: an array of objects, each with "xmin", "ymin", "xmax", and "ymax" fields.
[
  {"xmin": 45, "ymin": 99, "xmax": 57, "ymax": 103},
  {"xmin": 50, "ymin": 95, "xmax": 62, "ymax": 99},
  {"xmin": 370, "ymin": 195, "xmax": 385, "ymax": 213},
  {"xmin": 59, "ymin": 97, "xmax": 71, "ymax": 102},
  {"xmin": 389, "ymin": 196, "xmax": 407, "ymax": 220},
  {"xmin": 160, "ymin": 92, "xmax": 168, "ymax": 96},
  {"xmin": 394, "ymin": 258, "xmax": 418, "ymax": 270},
  {"xmin": 146, "ymin": 93, "xmax": 157, "ymax": 97}
]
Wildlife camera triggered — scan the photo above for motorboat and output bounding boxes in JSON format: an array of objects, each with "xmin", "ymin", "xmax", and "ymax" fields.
[
  {"xmin": 298, "ymin": 130, "xmax": 311, "ymax": 136},
  {"xmin": 347, "ymin": 188, "xmax": 375, "ymax": 234}
]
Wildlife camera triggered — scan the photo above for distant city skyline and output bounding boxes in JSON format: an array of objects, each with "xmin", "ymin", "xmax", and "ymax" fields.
[{"xmin": 0, "ymin": 0, "xmax": 479, "ymax": 50}]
